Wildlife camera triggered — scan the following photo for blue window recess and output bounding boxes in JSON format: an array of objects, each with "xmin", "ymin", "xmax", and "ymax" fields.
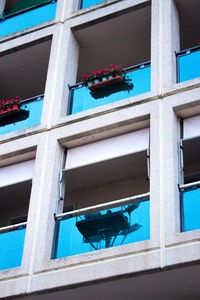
[
  {"xmin": 0, "ymin": 226, "xmax": 26, "ymax": 270},
  {"xmin": 52, "ymin": 195, "xmax": 150, "ymax": 259},
  {"xmin": 0, "ymin": 1, "xmax": 57, "ymax": 38},
  {"xmin": 177, "ymin": 46, "xmax": 200, "ymax": 83},
  {"xmin": 68, "ymin": 62, "xmax": 151, "ymax": 115},
  {"xmin": 180, "ymin": 185, "xmax": 200, "ymax": 232},
  {"xmin": 79, "ymin": 0, "xmax": 105, "ymax": 9},
  {"xmin": 0, "ymin": 95, "xmax": 43, "ymax": 136}
]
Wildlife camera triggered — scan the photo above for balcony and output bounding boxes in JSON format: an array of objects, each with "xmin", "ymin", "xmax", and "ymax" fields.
[
  {"xmin": 69, "ymin": 62, "xmax": 151, "ymax": 115},
  {"xmin": 177, "ymin": 47, "xmax": 200, "ymax": 83},
  {"xmin": 53, "ymin": 193, "xmax": 150, "ymax": 259},
  {"xmin": 0, "ymin": 95, "xmax": 43, "ymax": 135},
  {"xmin": 79, "ymin": 0, "xmax": 105, "ymax": 9},
  {"xmin": 71, "ymin": 5, "xmax": 151, "ymax": 114},
  {"xmin": 0, "ymin": 224, "xmax": 26, "ymax": 270},
  {"xmin": 52, "ymin": 129, "xmax": 150, "ymax": 259},
  {"xmin": 0, "ymin": 0, "xmax": 57, "ymax": 38},
  {"xmin": 0, "ymin": 39, "xmax": 52, "ymax": 135},
  {"xmin": 179, "ymin": 115, "xmax": 200, "ymax": 232},
  {"xmin": 0, "ymin": 159, "xmax": 34, "ymax": 270}
]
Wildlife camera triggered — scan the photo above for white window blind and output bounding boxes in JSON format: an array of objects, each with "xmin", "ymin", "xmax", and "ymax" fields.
[
  {"xmin": 65, "ymin": 128, "xmax": 149, "ymax": 170},
  {"xmin": 0, "ymin": 159, "xmax": 35, "ymax": 188},
  {"xmin": 183, "ymin": 115, "xmax": 200, "ymax": 139}
]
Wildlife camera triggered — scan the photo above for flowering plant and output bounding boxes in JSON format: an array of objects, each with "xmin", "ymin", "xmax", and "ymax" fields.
[
  {"xmin": 0, "ymin": 96, "xmax": 22, "ymax": 111},
  {"xmin": 82, "ymin": 64, "xmax": 124, "ymax": 86}
]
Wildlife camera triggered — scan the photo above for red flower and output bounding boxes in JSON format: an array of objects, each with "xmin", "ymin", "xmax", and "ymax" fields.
[{"xmin": 83, "ymin": 74, "xmax": 90, "ymax": 80}]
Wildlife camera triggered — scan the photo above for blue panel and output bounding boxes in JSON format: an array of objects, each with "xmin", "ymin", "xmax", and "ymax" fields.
[
  {"xmin": 81, "ymin": 0, "xmax": 105, "ymax": 9},
  {"xmin": 69, "ymin": 66, "xmax": 151, "ymax": 115},
  {"xmin": 0, "ymin": 3, "xmax": 57, "ymax": 37},
  {"xmin": 178, "ymin": 50, "xmax": 200, "ymax": 83},
  {"xmin": 181, "ymin": 188, "xmax": 200, "ymax": 232},
  {"xmin": 53, "ymin": 200, "xmax": 150, "ymax": 259},
  {"xmin": 0, "ymin": 228, "xmax": 26, "ymax": 270},
  {"xmin": 0, "ymin": 99, "xmax": 43, "ymax": 135}
]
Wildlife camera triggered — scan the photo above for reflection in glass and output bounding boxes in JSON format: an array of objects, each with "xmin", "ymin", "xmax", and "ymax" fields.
[
  {"xmin": 0, "ymin": 99, "xmax": 43, "ymax": 135},
  {"xmin": 69, "ymin": 65, "xmax": 151, "ymax": 115},
  {"xmin": 53, "ymin": 199, "xmax": 150, "ymax": 259}
]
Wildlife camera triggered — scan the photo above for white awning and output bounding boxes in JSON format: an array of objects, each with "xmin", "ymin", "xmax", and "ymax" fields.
[
  {"xmin": 183, "ymin": 115, "xmax": 200, "ymax": 139},
  {"xmin": 65, "ymin": 128, "xmax": 149, "ymax": 170},
  {"xmin": 0, "ymin": 159, "xmax": 35, "ymax": 188}
]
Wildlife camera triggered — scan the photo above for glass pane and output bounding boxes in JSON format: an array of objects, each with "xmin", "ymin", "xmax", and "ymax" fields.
[
  {"xmin": 81, "ymin": 0, "xmax": 105, "ymax": 9},
  {"xmin": 53, "ymin": 200, "xmax": 150, "ymax": 259},
  {"xmin": 69, "ymin": 66, "xmax": 151, "ymax": 115},
  {"xmin": 0, "ymin": 227, "xmax": 26, "ymax": 270},
  {"xmin": 182, "ymin": 187, "xmax": 200, "ymax": 231},
  {"xmin": 0, "ymin": 99, "xmax": 43, "ymax": 135},
  {"xmin": 178, "ymin": 50, "xmax": 200, "ymax": 83},
  {"xmin": 181, "ymin": 187, "xmax": 200, "ymax": 232},
  {"xmin": 0, "ymin": 2, "xmax": 57, "ymax": 37},
  {"xmin": 4, "ymin": 0, "xmax": 52, "ymax": 17}
]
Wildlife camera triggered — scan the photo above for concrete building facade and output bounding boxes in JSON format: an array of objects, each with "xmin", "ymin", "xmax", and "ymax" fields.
[{"xmin": 0, "ymin": 0, "xmax": 200, "ymax": 299}]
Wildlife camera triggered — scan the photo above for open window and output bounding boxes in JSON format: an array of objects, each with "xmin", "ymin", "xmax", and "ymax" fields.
[
  {"xmin": 0, "ymin": 159, "xmax": 34, "ymax": 270},
  {"xmin": 53, "ymin": 129, "xmax": 150, "ymax": 259},
  {"xmin": 179, "ymin": 116, "xmax": 200, "ymax": 232}
]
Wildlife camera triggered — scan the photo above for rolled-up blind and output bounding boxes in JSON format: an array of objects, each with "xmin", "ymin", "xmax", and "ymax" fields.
[
  {"xmin": 183, "ymin": 115, "xmax": 200, "ymax": 139},
  {"xmin": 0, "ymin": 159, "xmax": 35, "ymax": 188},
  {"xmin": 65, "ymin": 128, "xmax": 149, "ymax": 170}
]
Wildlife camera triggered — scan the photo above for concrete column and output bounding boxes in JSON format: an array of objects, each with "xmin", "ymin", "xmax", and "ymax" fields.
[
  {"xmin": 21, "ymin": 131, "xmax": 62, "ymax": 283},
  {"xmin": 151, "ymin": 0, "xmax": 160, "ymax": 95},
  {"xmin": 0, "ymin": 0, "xmax": 6, "ymax": 16},
  {"xmin": 54, "ymin": 0, "xmax": 76, "ymax": 22},
  {"xmin": 163, "ymin": 0, "xmax": 180, "ymax": 90},
  {"xmin": 41, "ymin": 21, "xmax": 79, "ymax": 126}
]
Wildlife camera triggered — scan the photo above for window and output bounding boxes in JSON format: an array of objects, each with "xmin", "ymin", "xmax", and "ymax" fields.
[
  {"xmin": 52, "ymin": 129, "xmax": 150, "ymax": 259},
  {"xmin": 4, "ymin": 0, "xmax": 54, "ymax": 17},
  {"xmin": 179, "ymin": 116, "xmax": 200, "ymax": 232},
  {"xmin": 0, "ymin": 159, "xmax": 34, "ymax": 270}
]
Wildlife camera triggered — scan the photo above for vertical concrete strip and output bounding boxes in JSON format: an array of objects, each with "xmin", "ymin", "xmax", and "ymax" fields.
[
  {"xmin": 159, "ymin": 0, "xmax": 165, "ymax": 268},
  {"xmin": 0, "ymin": 0, "xmax": 6, "ymax": 16},
  {"xmin": 27, "ymin": 133, "xmax": 50, "ymax": 293}
]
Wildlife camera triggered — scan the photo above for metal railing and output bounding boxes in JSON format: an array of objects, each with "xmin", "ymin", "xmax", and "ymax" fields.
[
  {"xmin": 68, "ymin": 61, "xmax": 151, "ymax": 91},
  {"xmin": 0, "ymin": 222, "xmax": 27, "ymax": 234},
  {"xmin": 55, "ymin": 192, "xmax": 150, "ymax": 220},
  {"xmin": 20, "ymin": 93, "xmax": 44, "ymax": 105},
  {"xmin": 179, "ymin": 181, "xmax": 200, "ymax": 191},
  {"xmin": 176, "ymin": 45, "xmax": 200, "ymax": 58}
]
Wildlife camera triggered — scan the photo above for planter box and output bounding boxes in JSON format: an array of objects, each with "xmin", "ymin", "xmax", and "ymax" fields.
[
  {"xmin": 88, "ymin": 75, "xmax": 123, "ymax": 91},
  {"xmin": 0, "ymin": 108, "xmax": 20, "ymax": 118}
]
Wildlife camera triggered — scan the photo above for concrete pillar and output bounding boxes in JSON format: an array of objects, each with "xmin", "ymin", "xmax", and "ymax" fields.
[
  {"xmin": 0, "ymin": 0, "xmax": 6, "ymax": 16},
  {"xmin": 41, "ymin": 21, "xmax": 79, "ymax": 126},
  {"xmin": 151, "ymin": 0, "xmax": 160, "ymax": 95},
  {"xmin": 163, "ymin": 0, "xmax": 180, "ymax": 90},
  {"xmin": 21, "ymin": 131, "xmax": 62, "ymax": 280}
]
